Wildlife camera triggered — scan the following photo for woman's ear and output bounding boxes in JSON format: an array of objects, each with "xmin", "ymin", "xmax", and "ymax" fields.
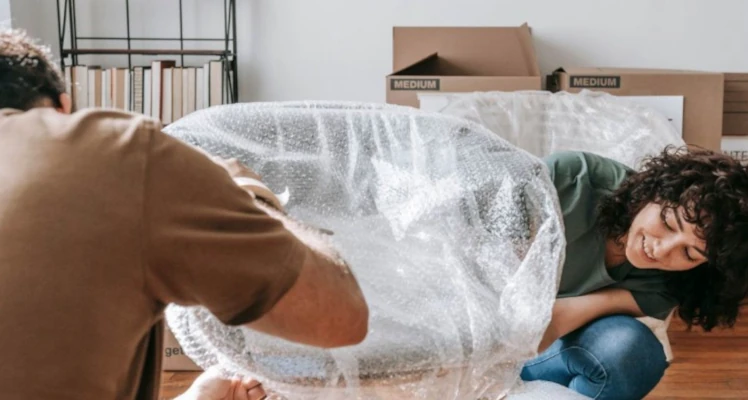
[{"xmin": 58, "ymin": 93, "xmax": 73, "ymax": 114}]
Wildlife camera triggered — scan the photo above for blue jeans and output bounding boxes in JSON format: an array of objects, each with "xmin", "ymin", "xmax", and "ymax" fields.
[{"xmin": 521, "ymin": 315, "xmax": 668, "ymax": 399}]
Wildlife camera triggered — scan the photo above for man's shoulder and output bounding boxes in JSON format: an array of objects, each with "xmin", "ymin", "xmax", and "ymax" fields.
[
  {"xmin": 68, "ymin": 108, "xmax": 162, "ymax": 137},
  {"xmin": 2, "ymin": 107, "xmax": 162, "ymax": 140}
]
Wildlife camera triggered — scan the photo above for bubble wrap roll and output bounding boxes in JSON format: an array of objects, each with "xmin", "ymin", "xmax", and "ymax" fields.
[
  {"xmin": 163, "ymin": 101, "xmax": 566, "ymax": 399},
  {"xmin": 436, "ymin": 90, "xmax": 685, "ymax": 169}
]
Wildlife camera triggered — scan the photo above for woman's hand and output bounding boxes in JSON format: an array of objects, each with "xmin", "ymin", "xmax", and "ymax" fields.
[
  {"xmin": 176, "ymin": 368, "xmax": 267, "ymax": 400},
  {"xmin": 537, "ymin": 288, "xmax": 645, "ymax": 353}
]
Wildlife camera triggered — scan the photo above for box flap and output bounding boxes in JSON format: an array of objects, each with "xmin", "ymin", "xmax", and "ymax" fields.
[
  {"xmin": 556, "ymin": 67, "xmax": 722, "ymax": 76},
  {"xmin": 390, "ymin": 53, "xmax": 440, "ymax": 76},
  {"xmin": 517, "ymin": 23, "xmax": 540, "ymax": 76},
  {"xmin": 392, "ymin": 24, "xmax": 539, "ymax": 77}
]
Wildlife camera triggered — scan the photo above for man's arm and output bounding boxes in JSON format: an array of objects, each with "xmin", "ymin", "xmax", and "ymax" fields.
[
  {"xmin": 538, "ymin": 288, "xmax": 644, "ymax": 353},
  {"xmin": 146, "ymin": 131, "xmax": 368, "ymax": 349},
  {"xmin": 243, "ymin": 201, "xmax": 369, "ymax": 348},
  {"xmin": 209, "ymin": 158, "xmax": 368, "ymax": 347}
]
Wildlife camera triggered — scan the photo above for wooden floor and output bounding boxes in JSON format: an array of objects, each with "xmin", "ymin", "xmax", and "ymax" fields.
[
  {"xmin": 160, "ymin": 371, "xmax": 201, "ymax": 400},
  {"xmin": 646, "ymin": 307, "xmax": 748, "ymax": 399},
  {"xmin": 160, "ymin": 309, "xmax": 748, "ymax": 400}
]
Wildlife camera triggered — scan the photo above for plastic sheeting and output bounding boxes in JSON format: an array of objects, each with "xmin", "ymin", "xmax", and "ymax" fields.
[
  {"xmin": 505, "ymin": 380, "xmax": 590, "ymax": 400},
  {"xmin": 164, "ymin": 101, "xmax": 566, "ymax": 399},
  {"xmin": 435, "ymin": 90, "xmax": 685, "ymax": 363},
  {"xmin": 163, "ymin": 92, "xmax": 684, "ymax": 399},
  {"xmin": 435, "ymin": 90, "xmax": 684, "ymax": 169}
]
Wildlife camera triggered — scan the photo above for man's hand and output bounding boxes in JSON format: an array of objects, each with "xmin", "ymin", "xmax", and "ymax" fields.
[
  {"xmin": 176, "ymin": 368, "xmax": 267, "ymax": 400},
  {"xmin": 211, "ymin": 157, "xmax": 263, "ymax": 181},
  {"xmin": 210, "ymin": 157, "xmax": 368, "ymax": 348},
  {"xmin": 211, "ymin": 157, "xmax": 287, "ymax": 212}
]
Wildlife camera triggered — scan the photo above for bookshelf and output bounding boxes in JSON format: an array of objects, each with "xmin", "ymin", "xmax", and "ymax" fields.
[{"xmin": 55, "ymin": 0, "xmax": 238, "ymax": 122}]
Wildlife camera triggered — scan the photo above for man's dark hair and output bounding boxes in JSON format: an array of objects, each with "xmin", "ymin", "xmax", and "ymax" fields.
[
  {"xmin": 0, "ymin": 29, "xmax": 66, "ymax": 110},
  {"xmin": 598, "ymin": 146, "xmax": 748, "ymax": 331}
]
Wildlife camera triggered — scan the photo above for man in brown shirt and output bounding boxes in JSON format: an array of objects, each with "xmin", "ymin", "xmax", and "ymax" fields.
[{"xmin": 0, "ymin": 29, "xmax": 368, "ymax": 399}]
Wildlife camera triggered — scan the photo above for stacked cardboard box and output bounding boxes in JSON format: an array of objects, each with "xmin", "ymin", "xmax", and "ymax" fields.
[
  {"xmin": 721, "ymin": 74, "xmax": 748, "ymax": 164},
  {"xmin": 386, "ymin": 23, "xmax": 542, "ymax": 109},
  {"xmin": 548, "ymin": 68, "xmax": 724, "ymax": 152},
  {"xmin": 383, "ymin": 24, "xmax": 724, "ymax": 152},
  {"xmin": 723, "ymin": 73, "xmax": 748, "ymax": 134}
]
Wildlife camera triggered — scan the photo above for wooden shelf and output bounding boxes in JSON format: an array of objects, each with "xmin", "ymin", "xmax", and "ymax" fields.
[{"xmin": 61, "ymin": 49, "xmax": 232, "ymax": 57}]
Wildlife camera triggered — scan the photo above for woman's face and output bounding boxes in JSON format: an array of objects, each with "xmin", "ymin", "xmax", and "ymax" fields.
[{"xmin": 624, "ymin": 203, "xmax": 708, "ymax": 271}]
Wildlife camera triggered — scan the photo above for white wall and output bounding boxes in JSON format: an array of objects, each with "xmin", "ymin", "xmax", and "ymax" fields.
[
  {"xmin": 0, "ymin": 0, "xmax": 11, "ymax": 29},
  {"xmin": 9, "ymin": 0, "xmax": 748, "ymax": 103},
  {"xmin": 10, "ymin": 0, "xmax": 57, "ymax": 48}
]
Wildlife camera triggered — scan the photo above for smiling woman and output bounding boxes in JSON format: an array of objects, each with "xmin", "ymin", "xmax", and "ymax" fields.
[
  {"xmin": 597, "ymin": 146, "xmax": 748, "ymax": 331},
  {"xmin": 520, "ymin": 146, "xmax": 748, "ymax": 400},
  {"xmin": 622, "ymin": 203, "xmax": 708, "ymax": 271}
]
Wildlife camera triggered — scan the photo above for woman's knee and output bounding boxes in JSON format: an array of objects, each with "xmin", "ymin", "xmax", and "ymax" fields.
[
  {"xmin": 577, "ymin": 316, "xmax": 666, "ymax": 362},
  {"xmin": 568, "ymin": 315, "xmax": 668, "ymax": 398}
]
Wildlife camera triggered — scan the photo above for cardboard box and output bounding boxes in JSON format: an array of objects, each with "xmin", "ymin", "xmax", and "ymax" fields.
[
  {"xmin": 549, "ymin": 68, "xmax": 724, "ymax": 151},
  {"xmin": 722, "ymin": 136, "xmax": 748, "ymax": 165},
  {"xmin": 724, "ymin": 103, "xmax": 748, "ymax": 113},
  {"xmin": 386, "ymin": 24, "xmax": 541, "ymax": 108},
  {"xmin": 163, "ymin": 327, "xmax": 202, "ymax": 371},
  {"xmin": 725, "ymin": 81, "xmax": 748, "ymax": 92},
  {"xmin": 724, "ymin": 113, "xmax": 748, "ymax": 135},
  {"xmin": 726, "ymin": 73, "xmax": 748, "ymax": 81},
  {"xmin": 725, "ymin": 92, "xmax": 748, "ymax": 102},
  {"xmin": 724, "ymin": 73, "xmax": 748, "ymax": 135}
]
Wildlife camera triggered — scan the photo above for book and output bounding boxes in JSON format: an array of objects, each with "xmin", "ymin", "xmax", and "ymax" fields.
[
  {"xmin": 144, "ymin": 69, "xmax": 152, "ymax": 118},
  {"xmin": 196, "ymin": 67, "xmax": 205, "ymax": 111},
  {"xmin": 64, "ymin": 66, "xmax": 72, "ymax": 99},
  {"xmin": 63, "ymin": 59, "xmax": 228, "ymax": 121},
  {"xmin": 87, "ymin": 67, "xmax": 102, "ymax": 108},
  {"xmin": 151, "ymin": 60, "xmax": 177, "ymax": 122},
  {"xmin": 102, "ymin": 69, "xmax": 111, "ymax": 108},
  {"xmin": 133, "ymin": 67, "xmax": 145, "ymax": 114},
  {"xmin": 209, "ymin": 60, "xmax": 224, "ymax": 107},
  {"xmin": 162, "ymin": 67, "xmax": 173, "ymax": 124},
  {"xmin": 202, "ymin": 62, "xmax": 211, "ymax": 109},
  {"xmin": 111, "ymin": 68, "xmax": 126, "ymax": 110},
  {"xmin": 72, "ymin": 65, "xmax": 88, "ymax": 111},
  {"xmin": 124, "ymin": 68, "xmax": 131, "ymax": 111},
  {"xmin": 184, "ymin": 67, "xmax": 196, "ymax": 116},
  {"xmin": 172, "ymin": 67, "xmax": 183, "ymax": 121}
]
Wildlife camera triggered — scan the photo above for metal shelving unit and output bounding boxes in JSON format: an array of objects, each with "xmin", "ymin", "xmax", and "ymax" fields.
[{"xmin": 56, "ymin": 0, "xmax": 238, "ymax": 103}]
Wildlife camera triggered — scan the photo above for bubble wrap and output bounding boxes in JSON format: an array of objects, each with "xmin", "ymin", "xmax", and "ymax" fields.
[
  {"xmin": 435, "ymin": 90, "xmax": 686, "ymax": 364},
  {"xmin": 435, "ymin": 90, "xmax": 684, "ymax": 168},
  {"xmin": 163, "ymin": 101, "xmax": 567, "ymax": 399}
]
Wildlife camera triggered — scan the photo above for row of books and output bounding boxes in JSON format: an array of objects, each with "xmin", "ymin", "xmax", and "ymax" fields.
[{"xmin": 65, "ymin": 59, "xmax": 228, "ymax": 124}]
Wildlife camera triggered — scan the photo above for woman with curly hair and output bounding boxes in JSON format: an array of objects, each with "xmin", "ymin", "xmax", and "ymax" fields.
[{"xmin": 521, "ymin": 148, "xmax": 748, "ymax": 399}]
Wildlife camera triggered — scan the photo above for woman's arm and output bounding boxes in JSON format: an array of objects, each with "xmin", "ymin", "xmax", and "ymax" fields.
[{"xmin": 538, "ymin": 288, "xmax": 645, "ymax": 353}]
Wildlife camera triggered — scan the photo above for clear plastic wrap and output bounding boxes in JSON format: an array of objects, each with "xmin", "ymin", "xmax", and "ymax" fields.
[
  {"xmin": 162, "ymin": 92, "xmax": 684, "ymax": 399},
  {"xmin": 434, "ymin": 90, "xmax": 685, "ymax": 363},
  {"xmin": 163, "ymin": 101, "xmax": 567, "ymax": 399},
  {"xmin": 434, "ymin": 90, "xmax": 684, "ymax": 169},
  {"xmin": 505, "ymin": 380, "xmax": 590, "ymax": 400}
]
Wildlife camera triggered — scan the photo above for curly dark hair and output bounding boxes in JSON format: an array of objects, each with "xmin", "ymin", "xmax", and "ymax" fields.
[
  {"xmin": 598, "ymin": 146, "xmax": 748, "ymax": 331},
  {"xmin": 0, "ymin": 29, "xmax": 66, "ymax": 110}
]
